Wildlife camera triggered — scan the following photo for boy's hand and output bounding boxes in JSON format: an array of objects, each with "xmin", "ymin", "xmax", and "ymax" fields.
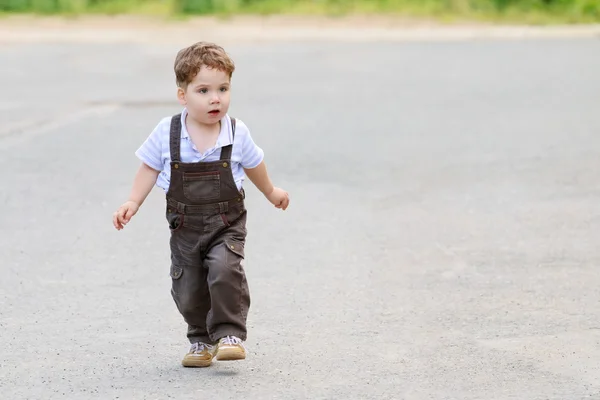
[
  {"xmin": 266, "ymin": 187, "xmax": 290, "ymax": 210},
  {"xmin": 113, "ymin": 201, "xmax": 140, "ymax": 230}
]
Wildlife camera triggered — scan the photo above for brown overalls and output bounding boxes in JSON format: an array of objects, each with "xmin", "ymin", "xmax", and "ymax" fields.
[{"xmin": 165, "ymin": 114, "xmax": 250, "ymax": 344}]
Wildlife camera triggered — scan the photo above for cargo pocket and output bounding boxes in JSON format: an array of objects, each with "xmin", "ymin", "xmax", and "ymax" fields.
[
  {"xmin": 170, "ymin": 264, "xmax": 184, "ymax": 295},
  {"xmin": 225, "ymin": 239, "xmax": 245, "ymax": 269}
]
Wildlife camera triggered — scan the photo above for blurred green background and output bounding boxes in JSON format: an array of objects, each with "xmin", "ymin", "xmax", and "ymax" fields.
[{"xmin": 1, "ymin": 0, "xmax": 599, "ymax": 23}]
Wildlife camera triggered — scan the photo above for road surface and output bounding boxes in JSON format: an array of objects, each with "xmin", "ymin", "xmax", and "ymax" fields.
[{"xmin": 1, "ymin": 21, "xmax": 600, "ymax": 399}]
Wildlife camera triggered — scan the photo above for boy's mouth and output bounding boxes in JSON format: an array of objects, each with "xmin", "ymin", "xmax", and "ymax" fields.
[{"xmin": 208, "ymin": 110, "xmax": 220, "ymax": 116}]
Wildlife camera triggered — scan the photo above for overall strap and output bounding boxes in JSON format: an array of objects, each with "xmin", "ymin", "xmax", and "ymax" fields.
[
  {"xmin": 169, "ymin": 114, "xmax": 182, "ymax": 163},
  {"xmin": 219, "ymin": 117, "xmax": 236, "ymax": 161}
]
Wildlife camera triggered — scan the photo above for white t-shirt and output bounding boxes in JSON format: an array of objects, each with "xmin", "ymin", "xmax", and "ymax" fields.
[{"xmin": 135, "ymin": 108, "xmax": 264, "ymax": 192}]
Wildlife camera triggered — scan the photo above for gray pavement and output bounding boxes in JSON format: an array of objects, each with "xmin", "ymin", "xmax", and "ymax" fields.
[{"xmin": 1, "ymin": 28, "xmax": 600, "ymax": 400}]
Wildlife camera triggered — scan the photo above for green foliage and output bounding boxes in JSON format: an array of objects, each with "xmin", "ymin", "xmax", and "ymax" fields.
[
  {"xmin": 173, "ymin": 0, "xmax": 600, "ymax": 19},
  {"xmin": 1, "ymin": 0, "xmax": 599, "ymax": 21}
]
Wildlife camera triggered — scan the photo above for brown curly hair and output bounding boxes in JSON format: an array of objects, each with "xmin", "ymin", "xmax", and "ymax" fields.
[{"xmin": 174, "ymin": 41, "xmax": 235, "ymax": 88}]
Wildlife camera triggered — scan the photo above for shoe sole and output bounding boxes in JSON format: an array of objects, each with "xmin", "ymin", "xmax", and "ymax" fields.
[
  {"xmin": 182, "ymin": 360, "xmax": 212, "ymax": 367},
  {"xmin": 182, "ymin": 356, "xmax": 214, "ymax": 368},
  {"xmin": 216, "ymin": 347, "xmax": 246, "ymax": 361}
]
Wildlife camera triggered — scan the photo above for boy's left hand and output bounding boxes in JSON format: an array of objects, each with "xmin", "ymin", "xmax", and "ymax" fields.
[{"xmin": 266, "ymin": 187, "xmax": 290, "ymax": 210}]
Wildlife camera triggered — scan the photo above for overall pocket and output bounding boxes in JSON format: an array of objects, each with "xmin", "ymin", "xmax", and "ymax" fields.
[
  {"xmin": 166, "ymin": 211, "xmax": 184, "ymax": 232},
  {"xmin": 182, "ymin": 171, "xmax": 221, "ymax": 202}
]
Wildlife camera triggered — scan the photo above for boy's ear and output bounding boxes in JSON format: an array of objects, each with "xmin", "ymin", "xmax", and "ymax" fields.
[{"xmin": 177, "ymin": 86, "xmax": 186, "ymax": 106}]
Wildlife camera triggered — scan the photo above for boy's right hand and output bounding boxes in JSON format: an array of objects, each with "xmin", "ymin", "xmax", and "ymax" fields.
[{"xmin": 113, "ymin": 201, "xmax": 140, "ymax": 230}]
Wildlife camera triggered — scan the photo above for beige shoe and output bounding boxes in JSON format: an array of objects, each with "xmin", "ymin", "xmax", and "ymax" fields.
[
  {"xmin": 182, "ymin": 342, "xmax": 217, "ymax": 368},
  {"xmin": 216, "ymin": 336, "xmax": 246, "ymax": 361}
]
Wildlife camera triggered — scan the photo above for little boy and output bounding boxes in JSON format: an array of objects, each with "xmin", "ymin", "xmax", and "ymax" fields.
[{"xmin": 112, "ymin": 41, "xmax": 289, "ymax": 367}]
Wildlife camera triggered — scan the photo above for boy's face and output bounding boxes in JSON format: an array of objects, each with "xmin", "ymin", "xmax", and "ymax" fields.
[{"xmin": 177, "ymin": 65, "xmax": 231, "ymax": 126}]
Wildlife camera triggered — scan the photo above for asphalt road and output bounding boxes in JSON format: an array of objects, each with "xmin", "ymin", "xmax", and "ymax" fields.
[{"xmin": 1, "ymin": 29, "xmax": 600, "ymax": 400}]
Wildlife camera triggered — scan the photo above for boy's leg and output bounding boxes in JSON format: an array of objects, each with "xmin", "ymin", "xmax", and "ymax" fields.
[
  {"xmin": 203, "ymin": 217, "xmax": 250, "ymax": 345},
  {"xmin": 170, "ymin": 262, "xmax": 212, "ymax": 344},
  {"xmin": 169, "ymin": 227, "xmax": 212, "ymax": 345},
  {"xmin": 171, "ymin": 265, "xmax": 217, "ymax": 367},
  {"xmin": 170, "ymin": 226, "xmax": 218, "ymax": 367}
]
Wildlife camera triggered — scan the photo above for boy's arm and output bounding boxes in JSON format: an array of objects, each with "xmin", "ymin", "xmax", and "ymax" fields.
[
  {"xmin": 113, "ymin": 163, "xmax": 160, "ymax": 230},
  {"xmin": 244, "ymin": 161, "xmax": 289, "ymax": 210},
  {"xmin": 244, "ymin": 161, "xmax": 274, "ymax": 195},
  {"xmin": 127, "ymin": 163, "xmax": 160, "ymax": 206}
]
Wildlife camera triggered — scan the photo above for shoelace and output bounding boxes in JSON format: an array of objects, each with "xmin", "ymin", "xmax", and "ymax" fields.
[
  {"xmin": 221, "ymin": 336, "xmax": 245, "ymax": 349},
  {"xmin": 190, "ymin": 342, "xmax": 214, "ymax": 353}
]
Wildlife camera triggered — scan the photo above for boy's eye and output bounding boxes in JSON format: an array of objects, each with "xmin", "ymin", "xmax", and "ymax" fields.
[
  {"xmin": 199, "ymin": 88, "xmax": 208, "ymax": 94},
  {"xmin": 220, "ymin": 87, "xmax": 228, "ymax": 92}
]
